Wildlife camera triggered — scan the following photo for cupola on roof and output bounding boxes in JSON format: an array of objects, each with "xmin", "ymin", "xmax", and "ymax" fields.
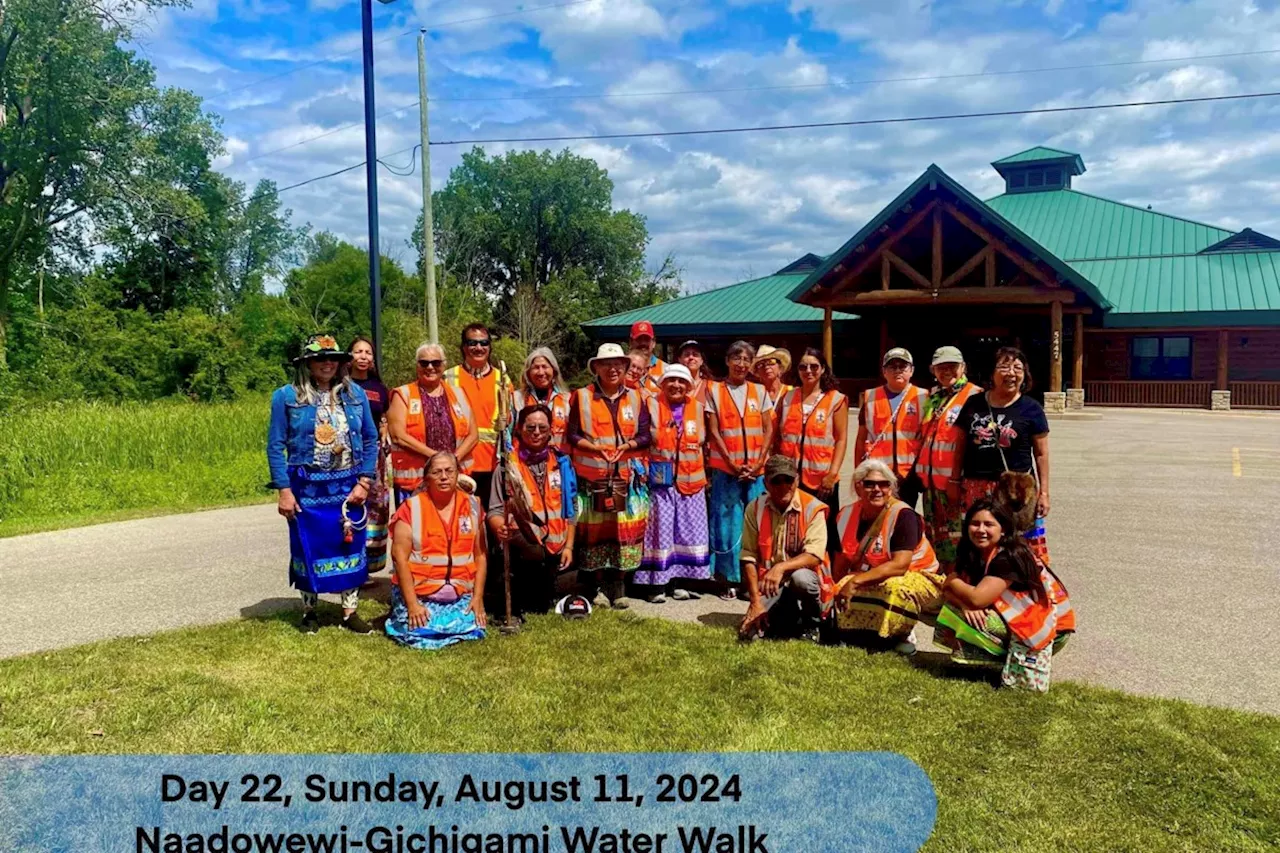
[{"xmin": 992, "ymin": 146, "xmax": 1086, "ymax": 194}]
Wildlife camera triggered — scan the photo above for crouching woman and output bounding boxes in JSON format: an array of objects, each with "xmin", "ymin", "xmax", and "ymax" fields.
[
  {"xmin": 385, "ymin": 452, "xmax": 488, "ymax": 649},
  {"xmin": 936, "ymin": 499, "xmax": 1075, "ymax": 690}
]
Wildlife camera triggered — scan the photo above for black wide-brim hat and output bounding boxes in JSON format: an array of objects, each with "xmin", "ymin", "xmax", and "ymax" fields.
[{"xmin": 294, "ymin": 333, "xmax": 352, "ymax": 364}]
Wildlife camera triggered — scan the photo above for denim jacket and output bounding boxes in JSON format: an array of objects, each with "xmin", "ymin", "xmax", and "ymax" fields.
[{"xmin": 266, "ymin": 383, "xmax": 379, "ymax": 489}]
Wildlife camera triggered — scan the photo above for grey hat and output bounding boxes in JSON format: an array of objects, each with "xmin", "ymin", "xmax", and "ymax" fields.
[
  {"xmin": 764, "ymin": 454, "xmax": 799, "ymax": 481},
  {"xmin": 931, "ymin": 345, "xmax": 965, "ymax": 366},
  {"xmin": 882, "ymin": 346, "xmax": 914, "ymax": 367}
]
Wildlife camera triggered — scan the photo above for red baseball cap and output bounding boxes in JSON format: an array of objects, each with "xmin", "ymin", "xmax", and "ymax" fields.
[{"xmin": 630, "ymin": 321, "xmax": 655, "ymax": 340}]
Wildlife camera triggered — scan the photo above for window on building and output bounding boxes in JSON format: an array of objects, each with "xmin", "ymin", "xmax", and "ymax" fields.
[{"xmin": 1131, "ymin": 335, "xmax": 1192, "ymax": 379}]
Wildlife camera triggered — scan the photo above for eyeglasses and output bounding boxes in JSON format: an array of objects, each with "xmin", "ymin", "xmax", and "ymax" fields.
[
  {"xmin": 522, "ymin": 424, "xmax": 551, "ymax": 434},
  {"xmin": 797, "ymin": 363, "xmax": 822, "ymax": 373},
  {"xmin": 995, "ymin": 363, "xmax": 1025, "ymax": 374},
  {"xmin": 861, "ymin": 479, "xmax": 892, "ymax": 491},
  {"xmin": 768, "ymin": 476, "xmax": 796, "ymax": 486},
  {"xmin": 418, "ymin": 359, "xmax": 444, "ymax": 369},
  {"xmin": 727, "ymin": 356, "xmax": 752, "ymax": 365},
  {"xmin": 884, "ymin": 363, "xmax": 912, "ymax": 372},
  {"xmin": 464, "ymin": 338, "xmax": 492, "ymax": 349}
]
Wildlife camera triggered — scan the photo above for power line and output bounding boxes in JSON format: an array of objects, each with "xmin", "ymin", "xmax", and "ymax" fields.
[
  {"xmin": 431, "ymin": 47, "xmax": 1280, "ymax": 104},
  {"xmin": 427, "ymin": 89, "xmax": 1280, "ymax": 146},
  {"xmin": 199, "ymin": 0, "xmax": 599, "ymax": 109}
]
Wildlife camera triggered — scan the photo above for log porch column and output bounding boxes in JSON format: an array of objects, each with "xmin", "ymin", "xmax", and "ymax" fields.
[
  {"xmin": 1216, "ymin": 329, "xmax": 1229, "ymax": 390},
  {"xmin": 822, "ymin": 307, "xmax": 833, "ymax": 367},
  {"xmin": 1049, "ymin": 300, "xmax": 1063, "ymax": 393},
  {"xmin": 1072, "ymin": 313, "xmax": 1084, "ymax": 389}
]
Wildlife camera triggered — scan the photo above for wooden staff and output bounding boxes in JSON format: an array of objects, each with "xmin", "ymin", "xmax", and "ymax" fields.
[{"xmin": 497, "ymin": 360, "xmax": 520, "ymax": 635}]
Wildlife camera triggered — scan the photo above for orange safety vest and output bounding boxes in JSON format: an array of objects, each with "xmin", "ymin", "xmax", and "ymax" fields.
[
  {"xmin": 506, "ymin": 449, "xmax": 569, "ymax": 555},
  {"xmin": 915, "ymin": 382, "xmax": 982, "ymax": 491},
  {"xmin": 993, "ymin": 561, "xmax": 1076, "ymax": 652},
  {"xmin": 444, "ymin": 365, "xmax": 510, "ymax": 475},
  {"xmin": 708, "ymin": 381, "xmax": 768, "ymax": 475},
  {"xmin": 776, "ymin": 388, "xmax": 847, "ymax": 491},
  {"xmin": 647, "ymin": 396, "xmax": 707, "ymax": 495},
  {"xmin": 862, "ymin": 384, "xmax": 927, "ymax": 479},
  {"xmin": 514, "ymin": 388, "xmax": 571, "ymax": 453},
  {"xmin": 570, "ymin": 385, "xmax": 642, "ymax": 482},
  {"xmin": 835, "ymin": 498, "xmax": 939, "ymax": 575},
  {"xmin": 390, "ymin": 383, "xmax": 473, "ymax": 489},
  {"xmin": 754, "ymin": 491, "xmax": 834, "ymax": 608},
  {"xmin": 646, "ymin": 357, "xmax": 667, "ymax": 394},
  {"xmin": 399, "ymin": 491, "xmax": 482, "ymax": 599}
]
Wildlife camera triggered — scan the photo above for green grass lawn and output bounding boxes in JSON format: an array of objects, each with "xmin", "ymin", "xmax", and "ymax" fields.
[{"xmin": 1, "ymin": 608, "xmax": 1276, "ymax": 852}]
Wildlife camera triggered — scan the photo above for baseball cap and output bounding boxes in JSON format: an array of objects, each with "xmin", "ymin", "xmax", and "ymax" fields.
[
  {"xmin": 556, "ymin": 594, "xmax": 593, "ymax": 620},
  {"xmin": 882, "ymin": 347, "xmax": 914, "ymax": 367},
  {"xmin": 678, "ymin": 339, "xmax": 702, "ymax": 353},
  {"xmin": 764, "ymin": 454, "xmax": 799, "ymax": 482},
  {"xmin": 931, "ymin": 345, "xmax": 965, "ymax": 366},
  {"xmin": 630, "ymin": 321, "xmax": 655, "ymax": 340}
]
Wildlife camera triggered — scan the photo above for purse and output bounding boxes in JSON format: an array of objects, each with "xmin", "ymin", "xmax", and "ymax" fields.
[
  {"xmin": 588, "ymin": 463, "xmax": 630, "ymax": 513},
  {"xmin": 1001, "ymin": 638, "xmax": 1053, "ymax": 692}
]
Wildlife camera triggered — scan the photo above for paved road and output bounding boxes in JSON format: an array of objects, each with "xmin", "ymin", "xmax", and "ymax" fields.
[{"xmin": 4, "ymin": 408, "xmax": 1279, "ymax": 715}]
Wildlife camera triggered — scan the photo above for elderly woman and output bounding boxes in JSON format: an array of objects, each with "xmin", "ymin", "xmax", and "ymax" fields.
[
  {"xmin": 514, "ymin": 347, "xmax": 571, "ymax": 452},
  {"xmin": 950, "ymin": 346, "xmax": 1052, "ymax": 565},
  {"xmin": 387, "ymin": 342, "xmax": 479, "ymax": 504},
  {"xmin": 936, "ymin": 500, "xmax": 1075, "ymax": 689},
  {"xmin": 751, "ymin": 344, "xmax": 793, "ymax": 404},
  {"xmin": 706, "ymin": 340, "xmax": 774, "ymax": 598},
  {"xmin": 774, "ymin": 348, "xmax": 849, "ymax": 526},
  {"xmin": 267, "ymin": 334, "xmax": 379, "ymax": 635},
  {"xmin": 385, "ymin": 452, "xmax": 487, "ymax": 649},
  {"xmin": 677, "ymin": 339, "xmax": 714, "ymax": 403},
  {"xmin": 626, "ymin": 349, "xmax": 657, "ymax": 398},
  {"xmin": 569, "ymin": 343, "xmax": 652, "ymax": 608},
  {"xmin": 832, "ymin": 459, "xmax": 943, "ymax": 656},
  {"xmin": 635, "ymin": 364, "xmax": 712, "ymax": 603},
  {"xmin": 488, "ymin": 405, "xmax": 577, "ymax": 616}
]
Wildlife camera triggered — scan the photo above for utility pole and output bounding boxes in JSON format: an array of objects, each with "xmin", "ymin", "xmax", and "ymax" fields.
[
  {"xmin": 417, "ymin": 29, "xmax": 439, "ymax": 345},
  {"xmin": 361, "ymin": 0, "xmax": 385, "ymax": 370}
]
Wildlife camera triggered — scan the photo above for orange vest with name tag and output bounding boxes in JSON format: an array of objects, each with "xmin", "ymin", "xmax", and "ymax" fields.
[
  {"xmin": 570, "ymin": 386, "xmax": 642, "ymax": 483},
  {"xmin": 647, "ymin": 396, "xmax": 707, "ymax": 495},
  {"xmin": 515, "ymin": 388, "xmax": 571, "ymax": 453},
  {"xmin": 398, "ymin": 491, "xmax": 482, "ymax": 599},
  {"xmin": 777, "ymin": 389, "xmax": 846, "ymax": 491},
  {"xmin": 755, "ymin": 491, "xmax": 834, "ymax": 608},
  {"xmin": 915, "ymin": 382, "xmax": 982, "ymax": 490},
  {"xmin": 507, "ymin": 450, "xmax": 569, "ymax": 555},
  {"xmin": 708, "ymin": 381, "xmax": 768, "ymax": 475},
  {"xmin": 862, "ymin": 384, "xmax": 927, "ymax": 479},
  {"xmin": 390, "ymin": 383, "xmax": 473, "ymax": 490},
  {"xmin": 835, "ymin": 498, "xmax": 939, "ymax": 575}
]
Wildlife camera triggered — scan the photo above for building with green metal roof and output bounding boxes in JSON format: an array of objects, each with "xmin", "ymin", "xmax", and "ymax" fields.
[{"xmin": 585, "ymin": 147, "xmax": 1280, "ymax": 410}]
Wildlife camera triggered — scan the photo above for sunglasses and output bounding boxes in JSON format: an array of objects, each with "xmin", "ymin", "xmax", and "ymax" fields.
[
  {"xmin": 418, "ymin": 359, "xmax": 444, "ymax": 369},
  {"xmin": 861, "ymin": 479, "xmax": 892, "ymax": 491},
  {"xmin": 522, "ymin": 424, "xmax": 551, "ymax": 434},
  {"xmin": 464, "ymin": 339, "xmax": 492, "ymax": 349},
  {"xmin": 797, "ymin": 363, "xmax": 822, "ymax": 372},
  {"xmin": 312, "ymin": 356, "xmax": 339, "ymax": 364}
]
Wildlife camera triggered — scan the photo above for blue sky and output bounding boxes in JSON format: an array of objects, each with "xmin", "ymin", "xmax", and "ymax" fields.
[{"xmin": 136, "ymin": 0, "xmax": 1280, "ymax": 291}]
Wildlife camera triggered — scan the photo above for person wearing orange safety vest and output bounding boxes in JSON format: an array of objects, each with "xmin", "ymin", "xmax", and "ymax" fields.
[
  {"xmin": 487, "ymin": 405, "xmax": 577, "ymax": 617},
  {"xmin": 385, "ymin": 451, "xmax": 488, "ymax": 649},
  {"xmin": 387, "ymin": 343, "xmax": 479, "ymax": 503},
  {"xmin": 773, "ymin": 348, "xmax": 850, "ymax": 541},
  {"xmin": 914, "ymin": 346, "xmax": 983, "ymax": 573},
  {"xmin": 629, "ymin": 320, "xmax": 668, "ymax": 395},
  {"xmin": 443, "ymin": 324, "xmax": 515, "ymax": 515},
  {"xmin": 706, "ymin": 341, "xmax": 776, "ymax": 595},
  {"xmin": 854, "ymin": 347, "xmax": 928, "ymax": 509},
  {"xmin": 939, "ymin": 499, "xmax": 1075, "ymax": 690},
  {"xmin": 514, "ymin": 347, "xmax": 572, "ymax": 453},
  {"xmin": 635, "ymin": 364, "xmax": 712, "ymax": 603},
  {"xmin": 625, "ymin": 349, "xmax": 660, "ymax": 399},
  {"xmin": 738, "ymin": 455, "xmax": 833, "ymax": 643},
  {"xmin": 751, "ymin": 344, "xmax": 794, "ymax": 407},
  {"xmin": 831, "ymin": 459, "xmax": 943, "ymax": 656},
  {"xmin": 569, "ymin": 343, "xmax": 653, "ymax": 608}
]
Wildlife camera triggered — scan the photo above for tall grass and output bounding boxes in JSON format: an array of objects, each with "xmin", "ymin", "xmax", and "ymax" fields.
[{"xmin": 0, "ymin": 397, "xmax": 272, "ymax": 536}]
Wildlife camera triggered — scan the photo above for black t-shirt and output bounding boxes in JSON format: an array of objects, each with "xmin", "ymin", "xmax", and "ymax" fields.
[
  {"xmin": 983, "ymin": 550, "xmax": 1035, "ymax": 594},
  {"xmin": 856, "ymin": 506, "xmax": 922, "ymax": 553},
  {"xmin": 955, "ymin": 393, "xmax": 1049, "ymax": 481},
  {"xmin": 354, "ymin": 376, "xmax": 390, "ymax": 422}
]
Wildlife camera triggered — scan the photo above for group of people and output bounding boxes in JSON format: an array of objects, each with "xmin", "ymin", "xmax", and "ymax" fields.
[{"xmin": 266, "ymin": 320, "xmax": 1075, "ymax": 690}]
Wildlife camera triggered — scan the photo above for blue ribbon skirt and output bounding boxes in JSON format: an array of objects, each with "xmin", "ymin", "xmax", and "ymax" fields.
[{"xmin": 287, "ymin": 467, "xmax": 369, "ymax": 594}]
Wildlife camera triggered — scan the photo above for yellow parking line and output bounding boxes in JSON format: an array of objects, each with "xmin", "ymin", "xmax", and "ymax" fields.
[{"xmin": 1232, "ymin": 447, "xmax": 1242, "ymax": 477}]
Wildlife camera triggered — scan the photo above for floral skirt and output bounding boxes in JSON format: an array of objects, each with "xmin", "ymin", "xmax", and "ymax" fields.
[
  {"xmin": 961, "ymin": 478, "xmax": 1050, "ymax": 566},
  {"xmin": 575, "ymin": 479, "xmax": 649, "ymax": 573},
  {"xmin": 835, "ymin": 571, "xmax": 945, "ymax": 638},
  {"xmin": 921, "ymin": 486, "xmax": 964, "ymax": 573},
  {"xmin": 364, "ymin": 448, "xmax": 391, "ymax": 573},
  {"xmin": 384, "ymin": 586, "xmax": 485, "ymax": 650},
  {"xmin": 287, "ymin": 467, "xmax": 368, "ymax": 595}
]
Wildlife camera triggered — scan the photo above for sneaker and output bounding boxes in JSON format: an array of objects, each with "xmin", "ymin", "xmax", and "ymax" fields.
[
  {"xmin": 610, "ymin": 597, "xmax": 630, "ymax": 610},
  {"xmin": 798, "ymin": 625, "xmax": 822, "ymax": 644},
  {"xmin": 341, "ymin": 613, "xmax": 373, "ymax": 635},
  {"xmin": 893, "ymin": 639, "xmax": 917, "ymax": 657},
  {"xmin": 671, "ymin": 589, "xmax": 692, "ymax": 601},
  {"xmin": 591, "ymin": 591, "xmax": 610, "ymax": 609},
  {"xmin": 647, "ymin": 593, "xmax": 667, "ymax": 604},
  {"xmin": 718, "ymin": 587, "xmax": 739, "ymax": 601},
  {"xmin": 300, "ymin": 610, "xmax": 319, "ymax": 635}
]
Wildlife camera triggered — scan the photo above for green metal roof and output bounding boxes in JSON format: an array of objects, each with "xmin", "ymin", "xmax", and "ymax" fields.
[
  {"xmin": 992, "ymin": 147, "xmax": 1086, "ymax": 173},
  {"xmin": 1068, "ymin": 253, "xmax": 1280, "ymax": 321},
  {"xmin": 987, "ymin": 190, "xmax": 1232, "ymax": 261},
  {"xmin": 583, "ymin": 273, "xmax": 858, "ymax": 340}
]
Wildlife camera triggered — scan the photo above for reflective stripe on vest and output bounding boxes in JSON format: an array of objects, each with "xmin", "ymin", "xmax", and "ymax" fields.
[
  {"xmin": 755, "ymin": 491, "xmax": 834, "ymax": 607},
  {"xmin": 444, "ymin": 366, "xmax": 510, "ymax": 472},
  {"xmin": 390, "ymin": 382, "xmax": 474, "ymax": 489},
  {"xmin": 508, "ymin": 450, "xmax": 569, "ymax": 555},
  {"xmin": 835, "ymin": 498, "xmax": 939, "ymax": 575},
  {"xmin": 515, "ymin": 389, "xmax": 571, "ymax": 452},
  {"xmin": 776, "ymin": 389, "xmax": 845, "ymax": 491},
  {"xmin": 862, "ymin": 385, "xmax": 927, "ymax": 479},
  {"xmin": 915, "ymin": 382, "xmax": 982, "ymax": 490},
  {"xmin": 647, "ymin": 396, "xmax": 707, "ymax": 495},
  {"xmin": 570, "ymin": 386, "xmax": 642, "ymax": 482},
  {"xmin": 994, "ymin": 564, "xmax": 1075, "ymax": 652},
  {"xmin": 708, "ymin": 381, "xmax": 767, "ymax": 474},
  {"xmin": 405, "ymin": 492, "xmax": 480, "ymax": 598}
]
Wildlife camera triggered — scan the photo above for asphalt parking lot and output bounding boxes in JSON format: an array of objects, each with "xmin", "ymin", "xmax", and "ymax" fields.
[{"xmin": 4, "ymin": 407, "xmax": 1279, "ymax": 715}]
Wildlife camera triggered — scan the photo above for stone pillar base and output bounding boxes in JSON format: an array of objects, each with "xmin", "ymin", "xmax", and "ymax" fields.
[
  {"xmin": 1043, "ymin": 391, "xmax": 1067, "ymax": 414},
  {"xmin": 1211, "ymin": 390, "xmax": 1231, "ymax": 411},
  {"xmin": 1066, "ymin": 388, "xmax": 1085, "ymax": 410}
]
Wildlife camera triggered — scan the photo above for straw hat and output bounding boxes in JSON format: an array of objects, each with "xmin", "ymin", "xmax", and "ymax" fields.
[{"xmin": 751, "ymin": 344, "xmax": 792, "ymax": 374}]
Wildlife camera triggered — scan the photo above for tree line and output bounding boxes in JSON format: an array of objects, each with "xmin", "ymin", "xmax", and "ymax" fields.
[{"xmin": 0, "ymin": 0, "xmax": 677, "ymax": 409}]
